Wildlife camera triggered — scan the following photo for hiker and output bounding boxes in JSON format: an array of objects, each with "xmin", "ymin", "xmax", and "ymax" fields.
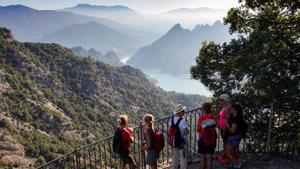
[
  {"xmin": 226, "ymin": 102, "xmax": 243, "ymax": 169},
  {"xmin": 197, "ymin": 103, "xmax": 217, "ymax": 169},
  {"xmin": 218, "ymin": 94, "xmax": 231, "ymax": 163},
  {"xmin": 169, "ymin": 104, "xmax": 189, "ymax": 169},
  {"xmin": 143, "ymin": 114, "xmax": 159, "ymax": 169},
  {"xmin": 113, "ymin": 115, "xmax": 137, "ymax": 169}
]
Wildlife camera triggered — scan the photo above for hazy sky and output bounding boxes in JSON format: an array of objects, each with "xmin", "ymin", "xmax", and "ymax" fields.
[{"xmin": 0, "ymin": 0, "xmax": 239, "ymax": 13}]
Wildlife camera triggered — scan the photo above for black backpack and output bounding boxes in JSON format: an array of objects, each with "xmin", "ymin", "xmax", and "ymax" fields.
[
  {"xmin": 112, "ymin": 128, "xmax": 124, "ymax": 154},
  {"xmin": 168, "ymin": 117, "xmax": 185, "ymax": 148},
  {"xmin": 240, "ymin": 120, "xmax": 248, "ymax": 138}
]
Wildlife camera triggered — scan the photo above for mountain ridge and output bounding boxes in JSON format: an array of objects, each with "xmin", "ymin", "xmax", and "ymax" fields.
[
  {"xmin": 127, "ymin": 21, "xmax": 232, "ymax": 74},
  {"xmin": 0, "ymin": 27, "xmax": 208, "ymax": 167},
  {"xmin": 40, "ymin": 21, "xmax": 139, "ymax": 53}
]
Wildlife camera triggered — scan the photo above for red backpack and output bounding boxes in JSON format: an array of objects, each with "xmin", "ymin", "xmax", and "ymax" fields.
[
  {"xmin": 154, "ymin": 130, "xmax": 165, "ymax": 154},
  {"xmin": 200, "ymin": 116, "xmax": 217, "ymax": 146}
]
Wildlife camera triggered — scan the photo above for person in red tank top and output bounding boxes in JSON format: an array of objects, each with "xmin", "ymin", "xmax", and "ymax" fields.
[
  {"xmin": 117, "ymin": 115, "xmax": 136, "ymax": 169},
  {"xmin": 197, "ymin": 103, "xmax": 217, "ymax": 169}
]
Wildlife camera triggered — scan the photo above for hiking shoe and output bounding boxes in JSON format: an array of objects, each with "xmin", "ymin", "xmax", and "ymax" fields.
[
  {"xmin": 217, "ymin": 155, "xmax": 227, "ymax": 161},
  {"xmin": 219, "ymin": 157, "xmax": 231, "ymax": 164}
]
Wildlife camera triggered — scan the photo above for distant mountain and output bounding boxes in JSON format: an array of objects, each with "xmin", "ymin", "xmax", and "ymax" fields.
[
  {"xmin": 0, "ymin": 5, "xmax": 131, "ymax": 42},
  {"xmin": 72, "ymin": 46, "xmax": 123, "ymax": 67},
  {"xmin": 127, "ymin": 21, "xmax": 232, "ymax": 74},
  {"xmin": 64, "ymin": 3, "xmax": 137, "ymax": 14},
  {"xmin": 40, "ymin": 22, "xmax": 139, "ymax": 53},
  {"xmin": 0, "ymin": 27, "xmax": 208, "ymax": 167},
  {"xmin": 62, "ymin": 4, "xmax": 172, "ymax": 33},
  {"xmin": 161, "ymin": 7, "xmax": 229, "ymax": 28},
  {"xmin": 166, "ymin": 7, "xmax": 227, "ymax": 14}
]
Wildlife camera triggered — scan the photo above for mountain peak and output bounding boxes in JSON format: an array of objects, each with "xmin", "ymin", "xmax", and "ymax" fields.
[
  {"xmin": 72, "ymin": 3, "xmax": 134, "ymax": 11},
  {"xmin": 2, "ymin": 4, "xmax": 34, "ymax": 11},
  {"xmin": 168, "ymin": 23, "xmax": 183, "ymax": 32},
  {"xmin": 166, "ymin": 23, "xmax": 191, "ymax": 35}
]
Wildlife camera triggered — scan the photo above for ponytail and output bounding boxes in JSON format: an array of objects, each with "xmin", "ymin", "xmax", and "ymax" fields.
[{"xmin": 143, "ymin": 114, "xmax": 155, "ymax": 133}]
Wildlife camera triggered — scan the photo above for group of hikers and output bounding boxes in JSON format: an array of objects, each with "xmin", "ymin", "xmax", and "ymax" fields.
[{"xmin": 113, "ymin": 94, "xmax": 247, "ymax": 169}]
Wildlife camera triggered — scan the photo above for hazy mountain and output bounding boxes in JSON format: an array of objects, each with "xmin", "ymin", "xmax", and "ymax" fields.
[
  {"xmin": 72, "ymin": 46, "xmax": 123, "ymax": 67},
  {"xmin": 62, "ymin": 4, "xmax": 173, "ymax": 33},
  {"xmin": 0, "ymin": 28, "xmax": 207, "ymax": 167},
  {"xmin": 40, "ymin": 22, "xmax": 139, "ymax": 54},
  {"xmin": 64, "ymin": 3, "xmax": 137, "ymax": 15},
  {"xmin": 63, "ymin": 4, "xmax": 229, "ymax": 33},
  {"xmin": 127, "ymin": 21, "xmax": 232, "ymax": 74},
  {"xmin": 161, "ymin": 7, "xmax": 228, "ymax": 28},
  {"xmin": 166, "ymin": 7, "xmax": 227, "ymax": 14},
  {"xmin": 0, "ymin": 5, "xmax": 132, "ymax": 41}
]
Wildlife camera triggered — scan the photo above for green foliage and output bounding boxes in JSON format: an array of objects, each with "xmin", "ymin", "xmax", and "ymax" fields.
[
  {"xmin": 191, "ymin": 0, "xmax": 299, "ymax": 153},
  {"xmin": 0, "ymin": 27, "xmax": 206, "ymax": 166}
]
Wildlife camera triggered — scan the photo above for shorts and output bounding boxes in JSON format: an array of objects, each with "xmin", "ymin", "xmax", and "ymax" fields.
[
  {"xmin": 198, "ymin": 139, "xmax": 216, "ymax": 155},
  {"xmin": 221, "ymin": 130, "xmax": 228, "ymax": 142},
  {"xmin": 146, "ymin": 149, "xmax": 158, "ymax": 166},
  {"xmin": 119, "ymin": 152, "xmax": 135, "ymax": 164},
  {"xmin": 228, "ymin": 135, "xmax": 241, "ymax": 148}
]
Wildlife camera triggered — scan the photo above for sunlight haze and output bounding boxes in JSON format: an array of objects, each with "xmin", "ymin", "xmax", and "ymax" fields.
[{"xmin": 0, "ymin": 0, "xmax": 238, "ymax": 13}]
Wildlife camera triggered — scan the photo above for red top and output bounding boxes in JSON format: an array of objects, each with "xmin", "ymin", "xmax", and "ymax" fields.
[
  {"xmin": 197, "ymin": 114, "xmax": 216, "ymax": 133},
  {"xmin": 118, "ymin": 127, "xmax": 133, "ymax": 151}
]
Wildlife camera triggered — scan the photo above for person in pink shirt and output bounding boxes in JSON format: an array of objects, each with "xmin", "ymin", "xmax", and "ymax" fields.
[{"xmin": 218, "ymin": 94, "xmax": 231, "ymax": 163}]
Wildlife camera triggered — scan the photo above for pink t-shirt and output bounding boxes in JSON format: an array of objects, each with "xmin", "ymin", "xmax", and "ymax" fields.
[{"xmin": 219, "ymin": 106, "xmax": 229, "ymax": 130}]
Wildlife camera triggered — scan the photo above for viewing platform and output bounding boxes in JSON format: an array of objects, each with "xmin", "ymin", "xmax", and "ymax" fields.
[{"xmin": 37, "ymin": 108, "xmax": 299, "ymax": 169}]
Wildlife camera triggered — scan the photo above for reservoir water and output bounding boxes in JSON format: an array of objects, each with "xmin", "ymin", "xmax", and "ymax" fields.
[{"xmin": 143, "ymin": 69, "xmax": 212, "ymax": 97}]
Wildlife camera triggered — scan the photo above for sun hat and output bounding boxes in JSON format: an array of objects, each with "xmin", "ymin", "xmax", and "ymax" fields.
[
  {"xmin": 219, "ymin": 94, "xmax": 230, "ymax": 102},
  {"xmin": 174, "ymin": 104, "xmax": 186, "ymax": 114}
]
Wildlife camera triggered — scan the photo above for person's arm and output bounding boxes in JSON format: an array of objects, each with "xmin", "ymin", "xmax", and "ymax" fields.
[
  {"xmin": 184, "ymin": 127, "xmax": 189, "ymax": 135},
  {"xmin": 225, "ymin": 108, "xmax": 231, "ymax": 119},
  {"xmin": 197, "ymin": 117, "xmax": 202, "ymax": 133},
  {"xmin": 145, "ymin": 129, "xmax": 152, "ymax": 150},
  {"xmin": 181, "ymin": 118, "xmax": 189, "ymax": 136},
  {"xmin": 226, "ymin": 123, "xmax": 237, "ymax": 134}
]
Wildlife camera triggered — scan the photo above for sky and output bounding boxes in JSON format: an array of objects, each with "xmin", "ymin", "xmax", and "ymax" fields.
[{"xmin": 0, "ymin": 0, "xmax": 239, "ymax": 13}]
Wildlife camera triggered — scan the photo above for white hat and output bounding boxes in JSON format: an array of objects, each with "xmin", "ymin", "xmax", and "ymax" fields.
[
  {"xmin": 219, "ymin": 94, "xmax": 230, "ymax": 102},
  {"xmin": 174, "ymin": 104, "xmax": 186, "ymax": 114}
]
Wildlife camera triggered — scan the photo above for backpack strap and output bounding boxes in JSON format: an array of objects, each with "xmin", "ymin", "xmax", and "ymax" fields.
[
  {"xmin": 175, "ymin": 117, "xmax": 183, "ymax": 127},
  {"xmin": 171, "ymin": 117, "xmax": 175, "ymax": 125}
]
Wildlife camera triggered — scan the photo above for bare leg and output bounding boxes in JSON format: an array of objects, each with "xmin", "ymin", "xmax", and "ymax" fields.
[
  {"xmin": 200, "ymin": 154, "xmax": 206, "ymax": 169},
  {"xmin": 120, "ymin": 160, "xmax": 126, "ymax": 169},
  {"xmin": 129, "ymin": 163, "xmax": 136, "ymax": 169},
  {"xmin": 129, "ymin": 160, "xmax": 137, "ymax": 169},
  {"xmin": 151, "ymin": 164, "xmax": 158, "ymax": 169},
  {"xmin": 206, "ymin": 154, "xmax": 213, "ymax": 169},
  {"xmin": 233, "ymin": 147, "xmax": 240, "ymax": 162},
  {"xmin": 225, "ymin": 145, "xmax": 238, "ymax": 163}
]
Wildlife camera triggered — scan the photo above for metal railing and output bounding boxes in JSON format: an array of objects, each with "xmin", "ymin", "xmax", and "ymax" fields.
[
  {"xmin": 37, "ymin": 106, "xmax": 299, "ymax": 169},
  {"xmin": 37, "ymin": 108, "xmax": 203, "ymax": 169}
]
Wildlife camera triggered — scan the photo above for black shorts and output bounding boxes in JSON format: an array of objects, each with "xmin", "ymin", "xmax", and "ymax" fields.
[
  {"xmin": 198, "ymin": 140, "xmax": 216, "ymax": 155},
  {"xmin": 119, "ymin": 152, "xmax": 135, "ymax": 164}
]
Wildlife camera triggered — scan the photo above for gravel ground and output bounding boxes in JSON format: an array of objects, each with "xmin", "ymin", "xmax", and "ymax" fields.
[{"xmin": 187, "ymin": 154, "xmax": 300, "ymax": 169}]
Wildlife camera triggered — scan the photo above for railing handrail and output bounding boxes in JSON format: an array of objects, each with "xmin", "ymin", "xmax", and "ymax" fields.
[{"xmin": 37, "ymin": 107, "xmax": 202, "ymax": 168}]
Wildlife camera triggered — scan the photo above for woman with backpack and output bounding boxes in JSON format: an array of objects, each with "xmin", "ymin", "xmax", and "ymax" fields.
[
  {"xmin": 225, "ymin": 102, "xmax": 243, "ymax": 169},
  {"xmin": 197, "ymin": 102, "xmax": 217, "ymax": 169},
  {"xmin": 218, "ymin": 94, "xmax": 231, "ymax": 163},
  {"xmin": 113, "ymin": 115, "xmax": 137, "ymax": 169},
  {"xmin": 143, "ymin": 114, "xmax": 158, "ymax": 169}
]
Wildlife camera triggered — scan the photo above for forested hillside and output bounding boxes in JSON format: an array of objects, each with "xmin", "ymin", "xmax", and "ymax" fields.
[{"xmin": 0, "ymin": 28, "xmax": 207, "ymax": 167}]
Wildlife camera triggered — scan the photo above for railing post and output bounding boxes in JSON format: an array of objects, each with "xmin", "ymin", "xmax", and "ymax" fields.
[
  {"xmin": 139, "ymin": 121, "xmax": 145, "ymax": 169},
  {"xmin": 266, "ymin": 103, "xmax": 274, "ymax": 156}
]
